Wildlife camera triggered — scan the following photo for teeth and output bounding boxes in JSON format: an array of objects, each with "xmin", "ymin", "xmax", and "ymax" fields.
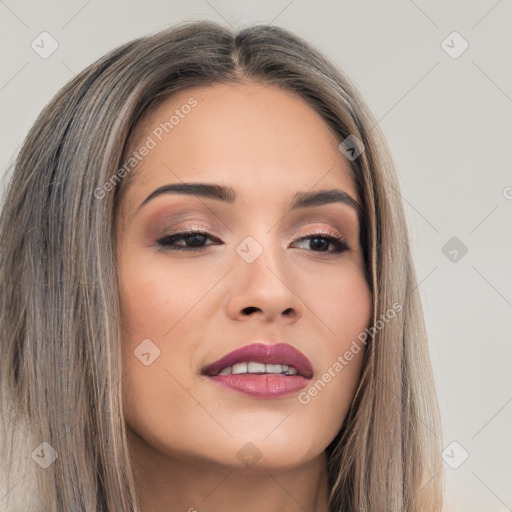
[
  {"xmin": 231, "ymin": 362, "xmax": 248, "ymax": 374},
  {"xmin": 247, "ymin": 362, "xmax": 266, "ymax": 373},
  {"xmin": 216, "ymin": 362, "xmax": 299, "ymax": 376}
]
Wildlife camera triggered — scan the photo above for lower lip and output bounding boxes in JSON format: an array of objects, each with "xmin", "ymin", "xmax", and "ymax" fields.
[{"xmin": 206, "ymin": 374, "xmax": 310, "ymax": 399}]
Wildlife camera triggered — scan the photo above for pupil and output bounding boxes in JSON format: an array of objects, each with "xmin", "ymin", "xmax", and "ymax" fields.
[
  {"xmin": 311, "ymin": 237, "xmax": 328, "ymax": 251},
  {"xmin": 188, "ymin": 234, "xmax": 206, "ymax": 247}
]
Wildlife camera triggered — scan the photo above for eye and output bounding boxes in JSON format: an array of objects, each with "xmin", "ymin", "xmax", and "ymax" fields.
[
  {"xmin": 156, "ymin": 229, "xmax": 222, "ymax": 252},
  {"xmin": 155, "ymin": 228, "xmax": 351, "ymax": 254},
  {"xmin": 290, "ymin": 229, "xmax": 351, "ymax": 254}
]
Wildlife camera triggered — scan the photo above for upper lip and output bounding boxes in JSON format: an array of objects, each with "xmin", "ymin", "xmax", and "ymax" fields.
[{"xmin": 201, "ymin": 342, "xmax": 314, "ymax": 379}]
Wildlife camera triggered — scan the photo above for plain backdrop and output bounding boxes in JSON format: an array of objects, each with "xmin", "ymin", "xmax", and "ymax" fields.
[{"xmin": 1, "ymin": 1, "xmax": 511, "ymax": 511}]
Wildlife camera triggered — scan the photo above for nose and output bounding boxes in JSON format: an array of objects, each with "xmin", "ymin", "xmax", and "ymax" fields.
[{"xmin": 225, "ymin": 241, "xmax": 304, "ymax": 324}]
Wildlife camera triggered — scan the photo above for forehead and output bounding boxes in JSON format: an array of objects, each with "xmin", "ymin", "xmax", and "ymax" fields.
[{"xmin": 119, "ymin": 81, "xmax": 358, "ymax": 214}]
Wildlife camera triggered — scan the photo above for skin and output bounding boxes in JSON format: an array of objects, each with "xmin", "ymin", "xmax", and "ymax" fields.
[{"xmin": 115, "ymin": 81, "xmax": 372, "ymax": 512}]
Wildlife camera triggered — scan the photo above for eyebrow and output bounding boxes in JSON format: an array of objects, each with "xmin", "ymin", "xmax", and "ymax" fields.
[{"xmin": 138, "ymin": 182, "xmax": 361, "ymax": 215}]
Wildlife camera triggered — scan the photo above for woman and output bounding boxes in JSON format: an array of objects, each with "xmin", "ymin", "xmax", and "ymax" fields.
[{"xmin": 0, "ymin": 20, "xmax": 444, "ymax": 511}]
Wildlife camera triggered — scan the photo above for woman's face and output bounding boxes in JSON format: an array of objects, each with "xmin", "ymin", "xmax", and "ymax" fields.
[{"xmin": 115, "ymin": 82, "xmax": 372, "ymax": 472}]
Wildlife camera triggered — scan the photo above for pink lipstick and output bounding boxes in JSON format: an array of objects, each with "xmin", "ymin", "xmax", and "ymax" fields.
[{"xmin": 201, "ymin": 343, "xmax": 313, "ymax": 399}]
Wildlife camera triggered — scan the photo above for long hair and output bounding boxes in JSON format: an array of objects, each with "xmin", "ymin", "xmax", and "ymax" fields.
[{"xmin": 0, "ymin": 20, "xmax": 443, "ymax": 511}]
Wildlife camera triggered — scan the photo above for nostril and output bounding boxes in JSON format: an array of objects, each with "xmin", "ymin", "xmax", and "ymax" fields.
[{"xmin": 242, "ymin": 306, "xmax": 260, "ymax": 315}]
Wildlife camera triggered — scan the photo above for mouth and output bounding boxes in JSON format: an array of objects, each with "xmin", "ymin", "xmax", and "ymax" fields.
[
  {"xmin": 201, "ymin": 342, "xmax": 313, "ymax": 399},
  {"xmin": 213, "ymin": 362, "xmax": 301, "ymax": 376}
]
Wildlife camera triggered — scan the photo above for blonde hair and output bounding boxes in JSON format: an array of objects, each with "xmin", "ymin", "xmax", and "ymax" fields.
[{"xmin": 0, "ymin": 20, "xmax": 443, "ymax": 511}]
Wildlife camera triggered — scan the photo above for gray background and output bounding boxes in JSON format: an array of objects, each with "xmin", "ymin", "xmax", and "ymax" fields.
[{"xmin": 1, "ymin": 1, "xmax": 511, "ymax": 511}]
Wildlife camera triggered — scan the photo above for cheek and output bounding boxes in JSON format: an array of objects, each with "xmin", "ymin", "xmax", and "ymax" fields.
[
  {"xmin": 302, "ymin": 258, "xmax": 372, "ymax": 341},
  {"xmin": 119, "ymin": 251, "xmax": 214, "ymax": 336},
  {"xmin": 118, "ymin": 250, "xmax": 223, "ymax": 404},
  {"xmin": 298, "ymin": 261, "xmax": 371, "ymax": 418},
  {"xmin": 119, "ymin": 256, "xmax": 208, "ymax": 443}
]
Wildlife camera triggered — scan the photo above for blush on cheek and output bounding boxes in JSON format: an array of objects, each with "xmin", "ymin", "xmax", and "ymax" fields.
[{"xmin": 312, "ymin": 272, "xmax": 372, "ymax": 340}]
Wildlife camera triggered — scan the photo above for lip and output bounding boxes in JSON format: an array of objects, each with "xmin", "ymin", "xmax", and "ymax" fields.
[
  {"xmin": 202, "ymin": 342, "xmax": 313, "ymax": 378},
  {"xmin": 201, "ymin": 342, "xmax": 313, "ymax": 399}
]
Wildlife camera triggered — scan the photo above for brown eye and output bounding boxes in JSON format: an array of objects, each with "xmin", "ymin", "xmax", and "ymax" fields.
[
  {"xmin": 156, "ymin": 230, "xmax": 222, "ymax": 251},
  {"xmin": 291, "ymin": 230, "xmax": 351, "ymax": 254}
]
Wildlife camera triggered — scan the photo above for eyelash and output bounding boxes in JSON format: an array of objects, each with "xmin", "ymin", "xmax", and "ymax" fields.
[{"xmin": 156, "ymin": 228, "xmax": 351, "ymax": 254}]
